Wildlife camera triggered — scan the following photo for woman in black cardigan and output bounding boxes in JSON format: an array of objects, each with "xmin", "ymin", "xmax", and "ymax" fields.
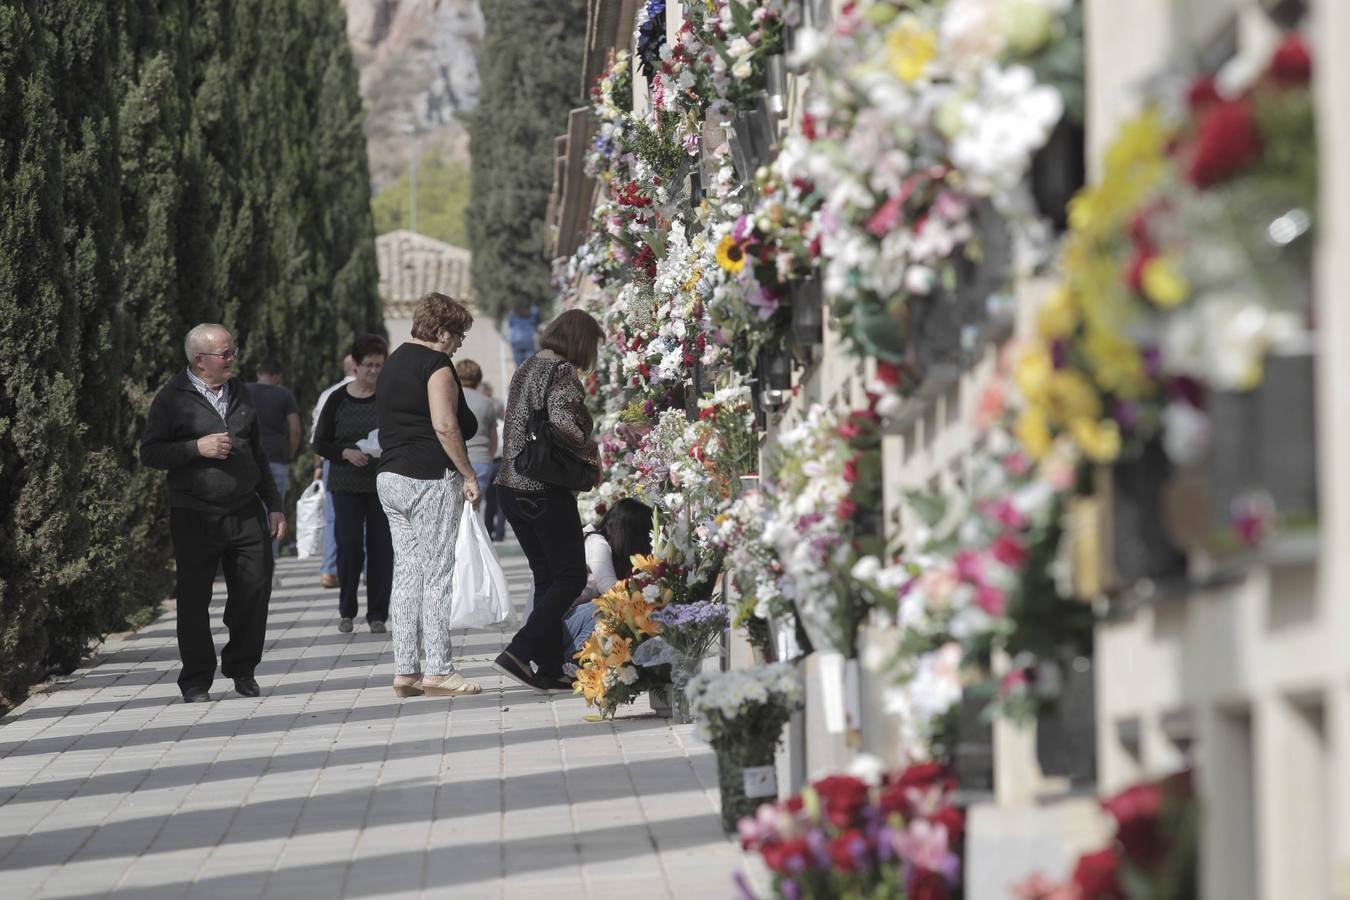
[{"xmin": 314, "ymin": 334, "xmax": 392, "ymax": 634}]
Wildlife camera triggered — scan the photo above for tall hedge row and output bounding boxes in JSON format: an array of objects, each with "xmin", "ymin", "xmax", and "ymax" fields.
[{"xmin": 0, "ymin": 0, "xmax": 381, "ymax": 707}]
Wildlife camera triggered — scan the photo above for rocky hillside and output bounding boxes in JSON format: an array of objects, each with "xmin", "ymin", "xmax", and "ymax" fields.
[{"xmin": 343, "ymin": 0, "xmax": 482, "ymax": 190}]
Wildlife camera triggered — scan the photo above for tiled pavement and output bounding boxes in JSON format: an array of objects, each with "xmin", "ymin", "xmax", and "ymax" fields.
[{"xmin": 0, "ymin": 551, "xmax": 759, "ymax": 899}]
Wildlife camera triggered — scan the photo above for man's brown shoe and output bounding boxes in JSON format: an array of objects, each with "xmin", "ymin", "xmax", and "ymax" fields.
[{"xmin": 319, "ymin": 574, "xmax": 338, "ymax": 589}]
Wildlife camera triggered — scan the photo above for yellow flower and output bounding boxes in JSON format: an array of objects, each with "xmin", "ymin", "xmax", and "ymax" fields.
[
  {"xmin": 605, "ymin": 635, "xmax": 633, "ymax": 669},
  {"xmin": 631, "ymin": 603, "xmax": 661, "ymax": 638},
  {"xmin": 715, "ymin": 235, "xmax": 746, "ymax": 273},
  {"xmin": 885, "ymin": 16, "xmax": 937, "ymax": 84},
  {"xmin": 1015, "ymin": 407, "xmax": 1053, "ymax": 460},
  {"xmin": 1037, "ymin": 287, "xmax": 1078, "ymax": 340},
  {"xmin": 1015, "ymin": 346, "xmax": 1054, "ymax": 404},
  {"xmin": 630, "ymin": 555, "xmax": 664, "ymax": 575},
  {"xmin": 1046, "ymin": 371, "xmax": 1102, "ymax": 424},
  {"xmin": 575, "ymin": 632, "xmax": 607, "ymax": 666},
  {"xmin": 1083, "ymin": 330, "xmax": 1148, "ymax": 398},
  {"xmin": 1071, "ymin": 417, "xmax": 1122, "ymax": 463},
  {"xmin": 575, "ymin": 664, "xmax": 608, "ymax": 706},
  {"xmin": 1141, "ymin": 256, "xmax": 1189, "ymax": 308}
]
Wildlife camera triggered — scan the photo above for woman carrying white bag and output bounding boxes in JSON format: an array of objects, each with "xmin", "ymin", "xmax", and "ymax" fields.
[{"xmin": 374, "ymin": 292, "xmax": 484, "ymax": 699}]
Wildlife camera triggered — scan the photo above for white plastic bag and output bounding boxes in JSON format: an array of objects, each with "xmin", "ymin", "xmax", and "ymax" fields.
[
  {"xmin": 295, "ymin": 480, "xmax": 325, "ymax": 558},
  {"xmin": 450, "ymin": 499, "xmax": 511, "ymax": 629}
]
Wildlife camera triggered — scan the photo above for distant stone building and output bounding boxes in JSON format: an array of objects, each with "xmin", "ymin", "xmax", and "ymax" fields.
[{"xmin": 376, "ymin": 230, "xmax": 513, "ymax": 396}]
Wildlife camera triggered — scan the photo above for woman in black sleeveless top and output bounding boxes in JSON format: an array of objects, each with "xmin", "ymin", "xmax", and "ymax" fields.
[{"xmin": 375, "ymin": 292, "xmax": 483, "ymax": 698}]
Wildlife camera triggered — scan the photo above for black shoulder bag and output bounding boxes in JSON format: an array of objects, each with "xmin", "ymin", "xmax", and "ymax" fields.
[{"xmin": 514, "ymin": 361, "xmax": 596, "ymax": 491}]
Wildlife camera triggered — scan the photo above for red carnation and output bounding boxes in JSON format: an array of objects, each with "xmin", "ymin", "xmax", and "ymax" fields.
[
  {"xmin": 1071, "ymin": 847, "xmax": 1123, "ymax": 899},
  {"xmin": 843, "ymin": 458, "xmax": 859, "ymax": 484},
  {"xmin": 929, "ymin": 805, "xmax": 966, "ymax": 845},
  {"xmin": 1102, "ymin": 781, "xmax": 1167, "ymax": 867},
  {"xmin": 827, "ymin": 829, "xmax": 871, "ymax": 873},
  {"xmin": 837, "ymin": 498, "xmax": 858, "ymax": 521},
  {"xmin": 875, "ymin": 360, "xmax": 903, "ymax": 389},
  {"xmin": 907, "ymin": 868, "xmax": 952, "ymax": 900},
  {"xmin": 813, "ymin": 775, "xmax": 870, "ymax": 829},
  {"xmin": 1185, "ymin": 75, "xmax": 1221, "ymax": 114},
  {"xmin": 761, "ymin": 838, "xmax": 811, "ymax": 874},
  {"xmin": 1185, "ymin": 99, "xmax": 1261, "ymax": 188},
  {"xmin": 1266, "ymin": 33, "xmax": 1312, "ymax": 87}
]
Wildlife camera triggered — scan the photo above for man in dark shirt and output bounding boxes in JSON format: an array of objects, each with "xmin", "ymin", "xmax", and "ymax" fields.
[
  {"xmin": 245, "ymin": 359, "xmax": 301, "ymax": 560},
  {"xmin": 141, "ymin": 324, "xmax": 287, "ymax": 703}
]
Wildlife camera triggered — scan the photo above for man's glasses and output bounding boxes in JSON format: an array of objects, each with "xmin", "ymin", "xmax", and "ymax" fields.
[{"xmin": 200, "ymin": 349, "xmax": 239, "ymax": 361}]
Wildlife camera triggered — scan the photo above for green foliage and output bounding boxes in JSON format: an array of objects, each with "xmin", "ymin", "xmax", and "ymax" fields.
[
  {"xmin": 467, "ymin": 0, "xmax": 587, "ymax": 320},
  {"xmin": 373, "ymin": 153, "xmax": 473, "ymax": 247},
  {"xmin": 0, "ymin": 0, "xmax": 378, "ymax": 708}
]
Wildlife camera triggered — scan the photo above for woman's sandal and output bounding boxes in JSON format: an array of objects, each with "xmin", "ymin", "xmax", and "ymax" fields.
[
  {"xmin": 420, "ymin": 673, "xmax": 482, "ymax": 696},
  {"xmin": 393, "ymin": 676, "xmax": 424, "ymax": 698}
]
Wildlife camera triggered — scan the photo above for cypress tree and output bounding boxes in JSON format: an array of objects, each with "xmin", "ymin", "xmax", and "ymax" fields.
[
  {"xmin": 0, "ymin": 0, "xmax": 92, "ymax": 696},
  {"xmin": 468, "ymin": 0, "xmax": 588, "ymax": 320}
]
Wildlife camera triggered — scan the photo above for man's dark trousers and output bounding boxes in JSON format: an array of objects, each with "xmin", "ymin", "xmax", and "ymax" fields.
[{"xmin": 171, "ymin": 504, "xmax": 272, "ymax": 693}]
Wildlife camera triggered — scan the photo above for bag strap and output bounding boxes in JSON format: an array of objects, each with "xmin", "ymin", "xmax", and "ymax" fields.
[{"xmin": 530, "ymin": 359, "xmax": 567, "ymax": 420}]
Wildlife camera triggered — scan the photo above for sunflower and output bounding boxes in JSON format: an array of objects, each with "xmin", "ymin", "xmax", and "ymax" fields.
[{"xmin": 715, "ymin": 235, "xmax": 746, "ymax": 273}]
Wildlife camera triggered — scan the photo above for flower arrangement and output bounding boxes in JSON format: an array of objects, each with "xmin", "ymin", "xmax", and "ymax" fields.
[
  {"xmin": 1014, "ymin": 106, "xmax": 1175, "ymax": 466},
  {"xmin": 736, "ymin": 762, "xmax": 965, "ymax": 900},
  {"xmin": 762, "ymin": 402, "xmax": 896, "ymax": 657},
  {"xmin": 787, "ymin": 0, "xmax": 1065, "ymax": 383},
  {"xmin": 706, "ymin": 135, "xmax": 825, "ymax": 370},
  {"xmin": 687, "ymin": 663, "xmax": 804, "ymax": 831},
  {"xmin": 1013, "ymin": 769, "xmax": 1197, "ymax": 900},
  {"xmin": 630, "ymin": 386, "xmax": 756, "ymax": 580},
  {"xmin": 574, "ymin": 554, "xmax": 686, "ymax": 717}
]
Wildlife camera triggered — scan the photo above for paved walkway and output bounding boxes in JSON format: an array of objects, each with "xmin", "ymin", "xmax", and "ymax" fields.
[{"xmin": 0, "ymin": 551, "xmax": 756, "ymax": 899}]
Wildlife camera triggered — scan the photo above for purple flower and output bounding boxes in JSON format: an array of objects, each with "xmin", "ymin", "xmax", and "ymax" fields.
[
  {"xmin": 733, "ymin": 872, "xmax": 758, "ymax": 900},
  {"xmin": 807, "ymin": 829, "xmax": 831, "ymax": 869},
  {"xmin": 733, "ymin": 215, "xmax": 754, "ymax": 243},
  {"xmin": 782, "ymin": 877, "xmax": 801, "ymax": 900},
  {"xmin": 1113, "ymin": 398, "xmax": 1138, "ymax": 430},
  {"xmin": 651, "ymin": 601, "xmax": 729, "ymax": 629}
]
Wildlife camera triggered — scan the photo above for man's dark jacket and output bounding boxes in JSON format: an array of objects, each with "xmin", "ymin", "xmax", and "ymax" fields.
[{"xmin": 140, "ymin": 371, "xmax": 282, "ymax": 514}]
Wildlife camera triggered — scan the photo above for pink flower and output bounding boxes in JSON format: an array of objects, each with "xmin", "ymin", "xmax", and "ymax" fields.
[
  {"xmin": 1003, "ymin": 453, "xmax": 1033, "ymax": 477},
  {"xmin": 991, "ymin": 534, "xmax": 1027, "ymax": 569},
  {"xmin": 866, "ymin": 192, "xmax": 905, "ymax": 237},
  {"xmin": 892, "ymin": 819, "xmax": 952, "ymax": 873},
  {"xmin": 932, "ymin": 189, "xmax": 969, "ymax": 223},
  {"xmin": 954, "ymin": 550, "xmax": 984, "ymax": 584},
  {"xmin": 985, "ymin": 500, "xmax": 1028, "ymax": 531},
  {"xmin": 975, "ymin": 583, "xmax": 1006, "ymax": 616},
  {"xmin": 999, "ymin": 667, "xmax": 1029, "ymax": 696}
]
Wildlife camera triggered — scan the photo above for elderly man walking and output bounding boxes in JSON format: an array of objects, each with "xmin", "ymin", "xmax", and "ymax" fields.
[{"xmin": 141, "ymin": 323, "xmax": 286, "ymax": 703}]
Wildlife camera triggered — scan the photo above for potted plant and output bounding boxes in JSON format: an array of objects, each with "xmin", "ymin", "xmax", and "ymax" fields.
[{"xmin": 687, "ymin": 663, "xmax": 804, "ymax": 832}]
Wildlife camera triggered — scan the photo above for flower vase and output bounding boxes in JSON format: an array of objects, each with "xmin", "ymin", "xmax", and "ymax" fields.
[
  {"xmin": 765, "ymin": 54, "xmax": 788, "ymax": 119},
  {"xmin": 670, "ymin": 654, "xmax": 698, "ymax": 725},
  {"xmin": 714, "ymin": 744, "xmax": 778, "ymax": 833}
]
